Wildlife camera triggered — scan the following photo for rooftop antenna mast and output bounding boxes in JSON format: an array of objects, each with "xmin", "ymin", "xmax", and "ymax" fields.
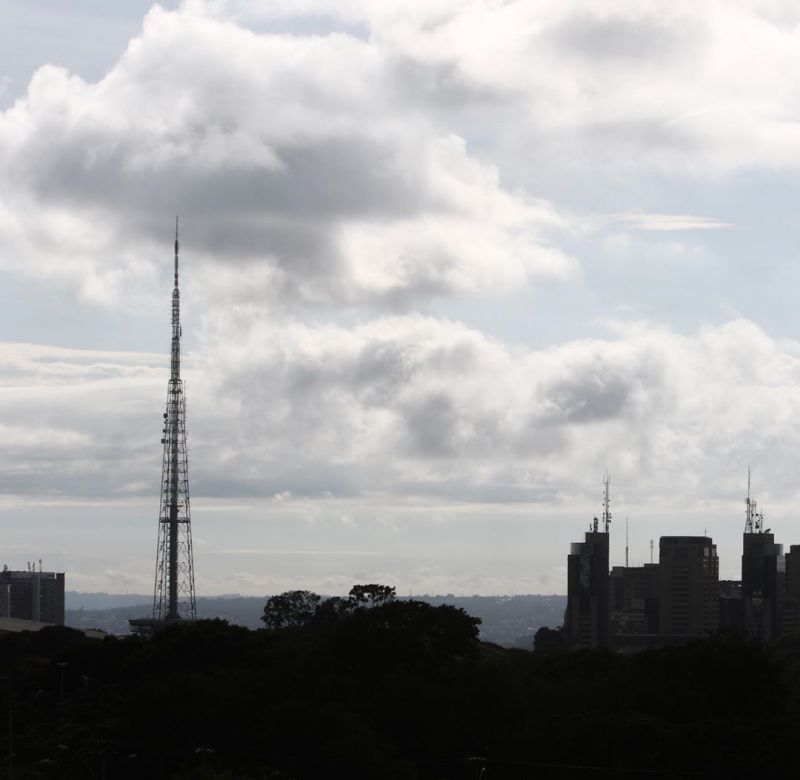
[
  {"xmin": 602, "ymin": 472, "xmax": 612, "ymax": 533},
  {"xmin": 625, "ymin": 517, "xmax": 629, "ymax": 568},
  {"xmin": 745, "ymin": 466, "xmax": 761, "ymax": 534},
  {"xmin": 650, "ymin": 539, "xmax": 654, "ymax": 565}
]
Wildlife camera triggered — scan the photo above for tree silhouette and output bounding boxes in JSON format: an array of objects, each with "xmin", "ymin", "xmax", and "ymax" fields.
[
  {"xmin": 261, "ymin": 590, "xmax": 320, "ymax": 629},
  {"xmin": 348, "ymin": 583, "xmax": 396, "ymax": 609},
  {"xmin": 533, "ymin": 625, "xmax": 566, "ymax": 655},
  {"xmin": 313, "ymin": 595, "xmax": 353, "ymax": 625}
]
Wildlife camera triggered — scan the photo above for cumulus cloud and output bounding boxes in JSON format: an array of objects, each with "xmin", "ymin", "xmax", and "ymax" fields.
[
  {"xmin": 0, "ymin": 314, "xmax": 767, "ymax": 508},
  {"xmin": 4, "ymin": 0, "xmax": 795, "ymax": 316},
  {"xmin": 5, "ymin": 317, "xmax": 800, "ymax": 510},
  {"xmin": 0, "ymin": 3, "xmax": 573, "ymax": 309},
  {"xmin": 205, "ymin": 313, "xmax": 800, "ymax": 508},
  {"xmin": 211, "ymin": 0, "xmax": 800, "ymax": 174}
]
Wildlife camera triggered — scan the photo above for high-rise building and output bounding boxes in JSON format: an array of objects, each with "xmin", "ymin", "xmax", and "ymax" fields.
[
  {"xmin": 565, "ymin": 476, "xmax": 613, "ymax": 649},
  {"xmin": 566, "ymin": 530, "xmax": 610, "ymax": 648},
  {"xmin": 658, "ymin": 536, "xmax": 719, "ymax": 638},
  {"xmin": 130, "ymin": 221, "xmax": 197, "ymax": 635},
  {"xmin": 786, "ymin": 545, "xmax": 800, "ymax": 598},
  {"xmin": 740, "ymin": 479, "xmax": 784, "ymax": 641},
  {"xmin": 780, "ymin": 545, "xmax": 800, "ymax": 636},
  {"xmin": 0, "ymin": 567, "xmax": 65, "ymax": 625},
  {"xmin": 742, "ymin": 532, "xmax": 784, "ymax": 641}
]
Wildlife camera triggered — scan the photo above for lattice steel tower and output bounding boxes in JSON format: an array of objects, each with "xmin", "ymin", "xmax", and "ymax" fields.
[{"xmin": 150, "ymin": 219, "xmax": 196, "ymax": 623}]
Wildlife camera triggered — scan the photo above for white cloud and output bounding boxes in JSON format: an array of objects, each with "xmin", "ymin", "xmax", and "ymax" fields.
[
  {"xmin": 6, "ymin": 315, "xmax": 796, "ymax": 509},
  {"xmin": 0, "ymin": 3, "xmax": 573, "ymax": 309},
  {"xmin": 195, "ymin": 313, "xmax": 800, "ymax": 510},
  {"xmin": 209, "ymin": 0, "xmax": 800, "ymax": 174},
  {"xmin": 613, "ymin": 212, "xmax": 732, "ymax": 231}
]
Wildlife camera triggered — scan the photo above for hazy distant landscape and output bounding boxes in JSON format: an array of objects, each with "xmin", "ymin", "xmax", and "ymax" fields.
[{"xmin": 65, "ymin": 592, "xmax": 567, "ymax": 647}]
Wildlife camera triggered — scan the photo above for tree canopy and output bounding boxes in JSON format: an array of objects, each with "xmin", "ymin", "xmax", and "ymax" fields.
[
  {"xmin": 261, "ymin": 590, "xmax": 320, "ymax": 629},
  {"xmin": 3, "ymin": 595, "xmax": 800, "ymax": 778},
  {"xmin": 348, "ymin": 583, "xmax": 396, "ymax": 609}
]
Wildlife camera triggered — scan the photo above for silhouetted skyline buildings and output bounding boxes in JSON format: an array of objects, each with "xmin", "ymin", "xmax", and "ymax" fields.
[{"xmin": 566, "ymin": 476, "xmax": 800, "ymax": 650}]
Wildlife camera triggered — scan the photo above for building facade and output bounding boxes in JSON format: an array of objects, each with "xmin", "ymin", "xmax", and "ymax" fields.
[
  {"xmin": 0, "ymin": 568, "xmax": 65, "ymax": 625},
  {"xmin": 741, "ymin": 531, "xmax": 784, "ymax": 642},
  {"xmin": 610, "ymin": 563, "xmax": 660, "ymax": 637},
  {"xmin": 658, "ymin": 536, "xmax": 719, "ymax": 638},
  {"xmin": 566, "ymin": 530, "xmax": 610, "ymax": 649}
]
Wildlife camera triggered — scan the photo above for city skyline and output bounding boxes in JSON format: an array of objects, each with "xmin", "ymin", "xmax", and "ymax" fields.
[{"xmin": 4, "ymin": 1, "xmax": 800, "ymax": 595}]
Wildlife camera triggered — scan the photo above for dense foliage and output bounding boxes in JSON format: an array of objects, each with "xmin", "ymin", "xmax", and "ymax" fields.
[
  {"xmin": 1, "ymin": 599, "xmax": 799, "ymax": 778},
  {"xmin": 261, "ymin": 584, "xmax": 397, "ymax": 629}
]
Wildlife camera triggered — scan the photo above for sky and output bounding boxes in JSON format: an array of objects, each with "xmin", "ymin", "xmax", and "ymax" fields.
[{"xmin": 3, "ymin": 0, "xmax": 800, "ymax": 596}]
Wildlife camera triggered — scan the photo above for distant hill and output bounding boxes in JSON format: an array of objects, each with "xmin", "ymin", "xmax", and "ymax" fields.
[
  {"xmin": 414, "ymin": 594, "xmax": 566, "ymax": 647},
  {"xmin": 65, "ymin": 592, "xmax": 152, "ymax": 610},
  {"xmin": 65, "ymin": 595, "xmax": 268, "ymax": 635},
  {"xmin": 65, "ymin": 592, "xmax": 566, "ymax": 646}
]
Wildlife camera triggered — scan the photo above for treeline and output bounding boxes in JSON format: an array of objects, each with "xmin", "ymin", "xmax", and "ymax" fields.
[
  {"xmin": 2, "ymin": 589, "xmax": 800, "ymax": 777},
  {"xmin": 64, "ymin": 592, "xmax": 567, "ymax": 646}
]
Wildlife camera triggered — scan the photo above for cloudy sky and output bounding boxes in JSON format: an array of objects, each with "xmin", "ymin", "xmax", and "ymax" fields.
[{"xmin": 3, "ymin": 0, "xmax": 800, "ymax": 596}]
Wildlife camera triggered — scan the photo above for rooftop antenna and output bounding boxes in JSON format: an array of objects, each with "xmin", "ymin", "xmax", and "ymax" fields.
[
  {"xmin": 745, "ymin": 466, "xmax": 762, "ymax": 534},
  {"xmin": 602, "ymin": 472, "xmax": 612, "ymax": 533},
  {"xmin": 625, "ymin": 517, "xmax": 629, "ymax": 568},
  {"xmin": 650, "ymin": 539, "xmax": 654, "ymax": 565}
]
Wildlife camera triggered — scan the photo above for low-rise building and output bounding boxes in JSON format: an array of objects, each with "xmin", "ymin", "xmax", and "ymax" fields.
[{"xmin": 0, "ymin": 567, "xmax": 65, "ymax": 625}]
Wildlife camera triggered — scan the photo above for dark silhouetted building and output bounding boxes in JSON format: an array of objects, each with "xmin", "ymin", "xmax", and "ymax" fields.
[
  {"xmin": 787, "ymin": 545, "xmax": 800, "ymax": 597},
  {"xmin": 659, "ymin": 536, "xmax": 718, "ymax": 638},
  {"xmin": 566, "ymin": 528, "xmax": 610, "ymax": 648},
  {"xmin": 610, "ymin": 563, "xmax": 660, "ymax": 639},
  {"xmin": 781, "ymin": 545, "xmax": 800, "ymax": 635},
  {"xmin": 0, "ymin": 568, "xmax": 65, "ymax": 625},
  {"xmin": 742, "ymin": 531, "xmax": 784, "ymax": 641},
  {"xmin": 718, "ymin": 579, "xmax": 744, "ymax": 633}
]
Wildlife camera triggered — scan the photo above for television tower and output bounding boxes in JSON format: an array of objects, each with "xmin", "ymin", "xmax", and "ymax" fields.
[{"xmin": 131, "ymin": 220, "xmax": 196, "ymax": 632}]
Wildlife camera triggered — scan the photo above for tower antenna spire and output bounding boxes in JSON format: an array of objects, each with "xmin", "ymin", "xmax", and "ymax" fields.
[
  {"xmin": 602, "ymin": 472, "xmax": 611, "ymax": 534},
  {"xmin": 174, "ymin": 215, "xmax": 179, "ymax": 289}
]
